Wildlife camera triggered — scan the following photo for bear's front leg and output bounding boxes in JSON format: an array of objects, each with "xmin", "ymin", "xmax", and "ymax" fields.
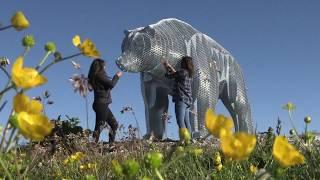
[{"xmin": 141, "ymin": 73, "xmax": 169, "ymax": 139}]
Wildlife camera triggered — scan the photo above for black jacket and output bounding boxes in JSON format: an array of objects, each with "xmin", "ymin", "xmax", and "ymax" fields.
[{"xmin": 93, "ymin": 72, "xmax": 119, "ymax": 104}]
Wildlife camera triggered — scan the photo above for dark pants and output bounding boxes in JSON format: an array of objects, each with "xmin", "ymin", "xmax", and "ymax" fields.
[{"xmin": 92, "ymin": 102, "xmax": 118, "ymax": 143}]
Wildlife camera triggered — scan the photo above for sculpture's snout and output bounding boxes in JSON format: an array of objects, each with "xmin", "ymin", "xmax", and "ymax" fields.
[{"xmin": 116, "ymin": 56, "xmax": 127, "ymax": 72}]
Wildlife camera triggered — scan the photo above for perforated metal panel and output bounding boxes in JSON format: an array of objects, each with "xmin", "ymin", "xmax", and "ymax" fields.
[{"xmin": 116, "ymin": 18, "xmax": 253, "ymax": 138}]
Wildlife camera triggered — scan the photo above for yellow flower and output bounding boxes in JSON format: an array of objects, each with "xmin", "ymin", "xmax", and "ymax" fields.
[
  {"xmin": 282, "ymin": 102, "xmax": 296, "ymax": 112},
  {"xmin": 213, "ymin": 152, "xmax": 223, "ymax": 171},
  {"xmin": 80, "ymin": 165, "xmax": 87, "ymax": 170},
  {"xmin": 215, "ymin": 164, "xmax": 223, "ymax": 171},
  {"xmin": 16, "ymin": 112, "xmax": 53, "ymax": 141},
  {"xmin": 179, "ymin": 128, "xmax": 191, "ymax": 144},
  {"xmin": 145, "ymin": 152, "xmax": 164, "ymax": 169},
  {"xmin": 63, "ymin": 152, "xmax": 85, "ymax": 165},
  {"xmin": 71, "ymin": 154, "xmax": 77, "ymax": 160},
  {"xmin": 191, "ymin": 148, "xmax": 203, "ymax": 156},
  {"xmin": 75, "ymin": 152, "xmax": 85, "ymax": 158},
  {"xmin": 12, "ymin": 57, "xmax": 47, "ymax": 89},
  {"xmin": 80, "ymin": 39, "xmax": 100, "ymax": 58},
  {"xmin": 176, "ymin": 146, "xmax": 185, "ymax": 155},
  {"xmin": 70, "ymin": 152, "xmax": 85, "ymax": 161},
  {"xmin": 205, "ymin": 109, "xmax": 234, "ymax": 138},
  {"xmin": 272, "ymin": 136, "xmax": 305, "ymax": 167},
  {"xmin": 87, "ymin": 163, "xmax": 97, "ymax": 169},
  {"xmin": 72, "ymin": 35, "xmax": 81, "ymax": 47},
  {"xmin": 13, "ymin": 93, "xmax": 43, "ymax": 114},
  {"xmin": 72, "ymin": 35, "xmax": 100, "ymax": 58},
  {"xmin": 63, "ymin": 158, "xmax": 69, "ymax": 165},
  {"xmin": 250, "ymin": 164, "xmax": 258, "ymax": 174},
  {"xmin": 213, "ymin": 152, "xmax": 222, "ymax": 165},
  {"xmin": 11, "ymin": 11, "xmax": 30, "ymax": 31},
  {"xmin": 12, "ymin": 93, "xmax": 53, "ymax": 141},
  {"xmin": 220, "ymin": 132, "xmax": 256, "ymax": 161}
]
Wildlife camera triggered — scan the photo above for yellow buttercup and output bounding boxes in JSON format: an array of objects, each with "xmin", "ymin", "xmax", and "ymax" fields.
[
  {"xmin": 72, "ymin": 35, "xmax": 100, "ymax": 58},
  {"xmin": 71, "ymin": 152, "xmax": 85, "ymax": 161},
  {"xmin": 11, "ymin": 11, "xmax": 30, "ymax": 31},
  {"xmin": 220, "ymin": 132, "xmax": 257, "ymax": 161},
  {"xmin": 11, "ymin": 57, "xmax": 47, "ymax": 89},
  {"xmin": 250, "ymin": 164, "xmax": 258, "ymax": 174},
  {"xmin": 16, "ymin": 112, "xmax": 53, "ymax": 141},
  {"xmin": 13, "ymin": 93, "xmax": 43, "ymax": 114},
  {"xmin": 282, "ymin": 102, "xmax": 296, "ymax": 112},
  {"xmin": 272, "ymin": 136, "xmax": 305, "ymax": 167},
  {"xmin": 205, "ymin": 109, "xmax": 234, "ymax": 138},
  {"xmin": 72, "ymin": 35, "xmax": 81, "ymax": 47},
  {"xmin": 179, "ymin": 128, "xmax": 191, "ymax": 143},
  {"xmin": 13, "ymin": 93, "xmax": 53, "ymax": 141},
  {"xmin": 63, "ymin": 152, "xmax": 85, "ymax": 165},
  {"xmin": 213, "ymin": 152, "xmax": 223, "ymax": 171}
]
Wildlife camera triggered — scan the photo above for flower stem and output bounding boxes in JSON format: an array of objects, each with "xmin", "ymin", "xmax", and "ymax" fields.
[
  {"xmin": 288, "ymin": 111, "xmax": 298, "ymax": 135},
  {"xmin": 0, "ymin": 155, "xmax": 13, "ymax": 180},
  {"xmin": 0, "ymin": 109, "xmax": 14, "ymax": 151},
  {"xmin": 39, "ymin": 53, "xmax": 82, "ymax": 74},
  {"xmin": 0, "ymin": 100, "xmax": 8, "ymax": 112},
  {"xmin": 13, "ymin": 145, "xmax": 22, "ymax": 178},
  {"xmin": 0, "ymin": 60, "xmax": 17, "ymax": 101},
  {"xmin": 230, "ymin": 162, "xmax": 234, "ymax": 179},
  {"xmin": 0, "ymin": 66, "xmax": 11, "ymax": 80},
  {"xmin": 264, "ymin": 153, "xmax": 274, "ymax": 168},
  {"xmin": 23, "ymin": 47, "xmax": 30, "ymax": 57},
  {"xmin": 85, "ymin": 95, "xmax": 89, "ymax": 129},
  {"xmin": 155, "ymin": 168, "xmax": 164, "ymax": 180},
  {"xmin": 0, "ymin": 82, "xmax": 14, "ymax": 102},
  {"xmin": 35, "ymin": 51, "xmax": 51, "ymax": 70},
  {"xmin": 304, "ymin": 124, "xmax": 308, "ymax": 144},
  {"xmin": 5, "ymin": 128, "xmax": 17, "ymax": 152},
  {"xmin": 0, "ymin": 25, "xmax": 13, "ymax": 31},
  {"xmin": 131, "ymin": 111, "xmax": 141, "ymax": 139},
  {"xmin": 163, "ymin": 151, "xmax": 185, "ymax": 170}
]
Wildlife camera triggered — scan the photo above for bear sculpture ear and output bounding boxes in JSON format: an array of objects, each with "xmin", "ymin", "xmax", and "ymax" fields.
[
  {"xmin": 124, "ymin": 30, "xmax": 131, "ymax": 36},
  {"xmin": 141, "ymin": 26, "xmax": 155, "ymax": 38}
]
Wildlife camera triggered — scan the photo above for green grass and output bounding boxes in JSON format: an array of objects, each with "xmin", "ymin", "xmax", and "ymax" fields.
[{"xmin": 1, "ymin": 130, "xmax": 320, "ymax": 180}]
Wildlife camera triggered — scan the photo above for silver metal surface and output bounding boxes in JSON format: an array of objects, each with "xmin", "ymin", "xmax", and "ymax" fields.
[{"xmin": 116, "ymin": 18, "xmax": 253, "ymax": 138}]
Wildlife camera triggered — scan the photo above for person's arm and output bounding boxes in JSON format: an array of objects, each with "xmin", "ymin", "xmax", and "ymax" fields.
[
  {"xmin": 165, "ymin": 71, "xmax": 178, "ymax": 79},
  {"xmin": 167, "ymin": 70, "xmax": 189, "ymax": 80},
  {"xmin": 161, "ymin": 57, "xmax": 178, "ymax": 79},
  {"xmin": 97, "ymin": 73, "xmax": 120, "ymax": 89},
  {"xmin": 163, "ymin": 61, "xmax": 177, "ymax": 73},
  {"xmin": 164, "ymin": 64, "xmax": 178, "ymax": 79}
]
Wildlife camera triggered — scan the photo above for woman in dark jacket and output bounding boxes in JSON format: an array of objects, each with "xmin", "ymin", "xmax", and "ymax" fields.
[
  {"xmin": 88, "ymin": 58, "xmax": 122, "ymax": 143},
  {"xmin": 163, "ymin": 56, "xmax": 194, "ymax": 139}
]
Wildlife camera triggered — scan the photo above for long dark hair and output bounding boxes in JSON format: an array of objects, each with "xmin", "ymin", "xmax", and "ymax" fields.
[
  {"xmin": 88, "ymin": 58, "xmax": 106, "ymax": 89},
  {"xmin": 181, "ymin": 56, "xmax": 194, "ymax": 77}
]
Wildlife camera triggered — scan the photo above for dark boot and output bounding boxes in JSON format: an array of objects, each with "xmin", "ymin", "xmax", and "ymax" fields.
[{"xmin": 106, "ymin": 107, "xmax": 118, "ymax": 143}]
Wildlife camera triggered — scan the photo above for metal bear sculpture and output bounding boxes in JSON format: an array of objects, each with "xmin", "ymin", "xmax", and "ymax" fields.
[{"xmin": 116, "ymin": 18, "xmax": 253, "ymax": 139}]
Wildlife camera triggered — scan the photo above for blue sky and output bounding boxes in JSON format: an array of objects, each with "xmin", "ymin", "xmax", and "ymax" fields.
[{"xmin": 1, "ymin": 0, "xmax": 319, "ymax": 140}]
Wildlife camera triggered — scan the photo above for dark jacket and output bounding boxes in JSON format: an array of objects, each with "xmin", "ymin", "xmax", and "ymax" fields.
[
  {"xmin": 93, "ymin": 72, "xmax": 119, "ymax": 104},
  {"xmin": 165, "ymin": 69, "xmax": 193, "ymax": 107}
]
